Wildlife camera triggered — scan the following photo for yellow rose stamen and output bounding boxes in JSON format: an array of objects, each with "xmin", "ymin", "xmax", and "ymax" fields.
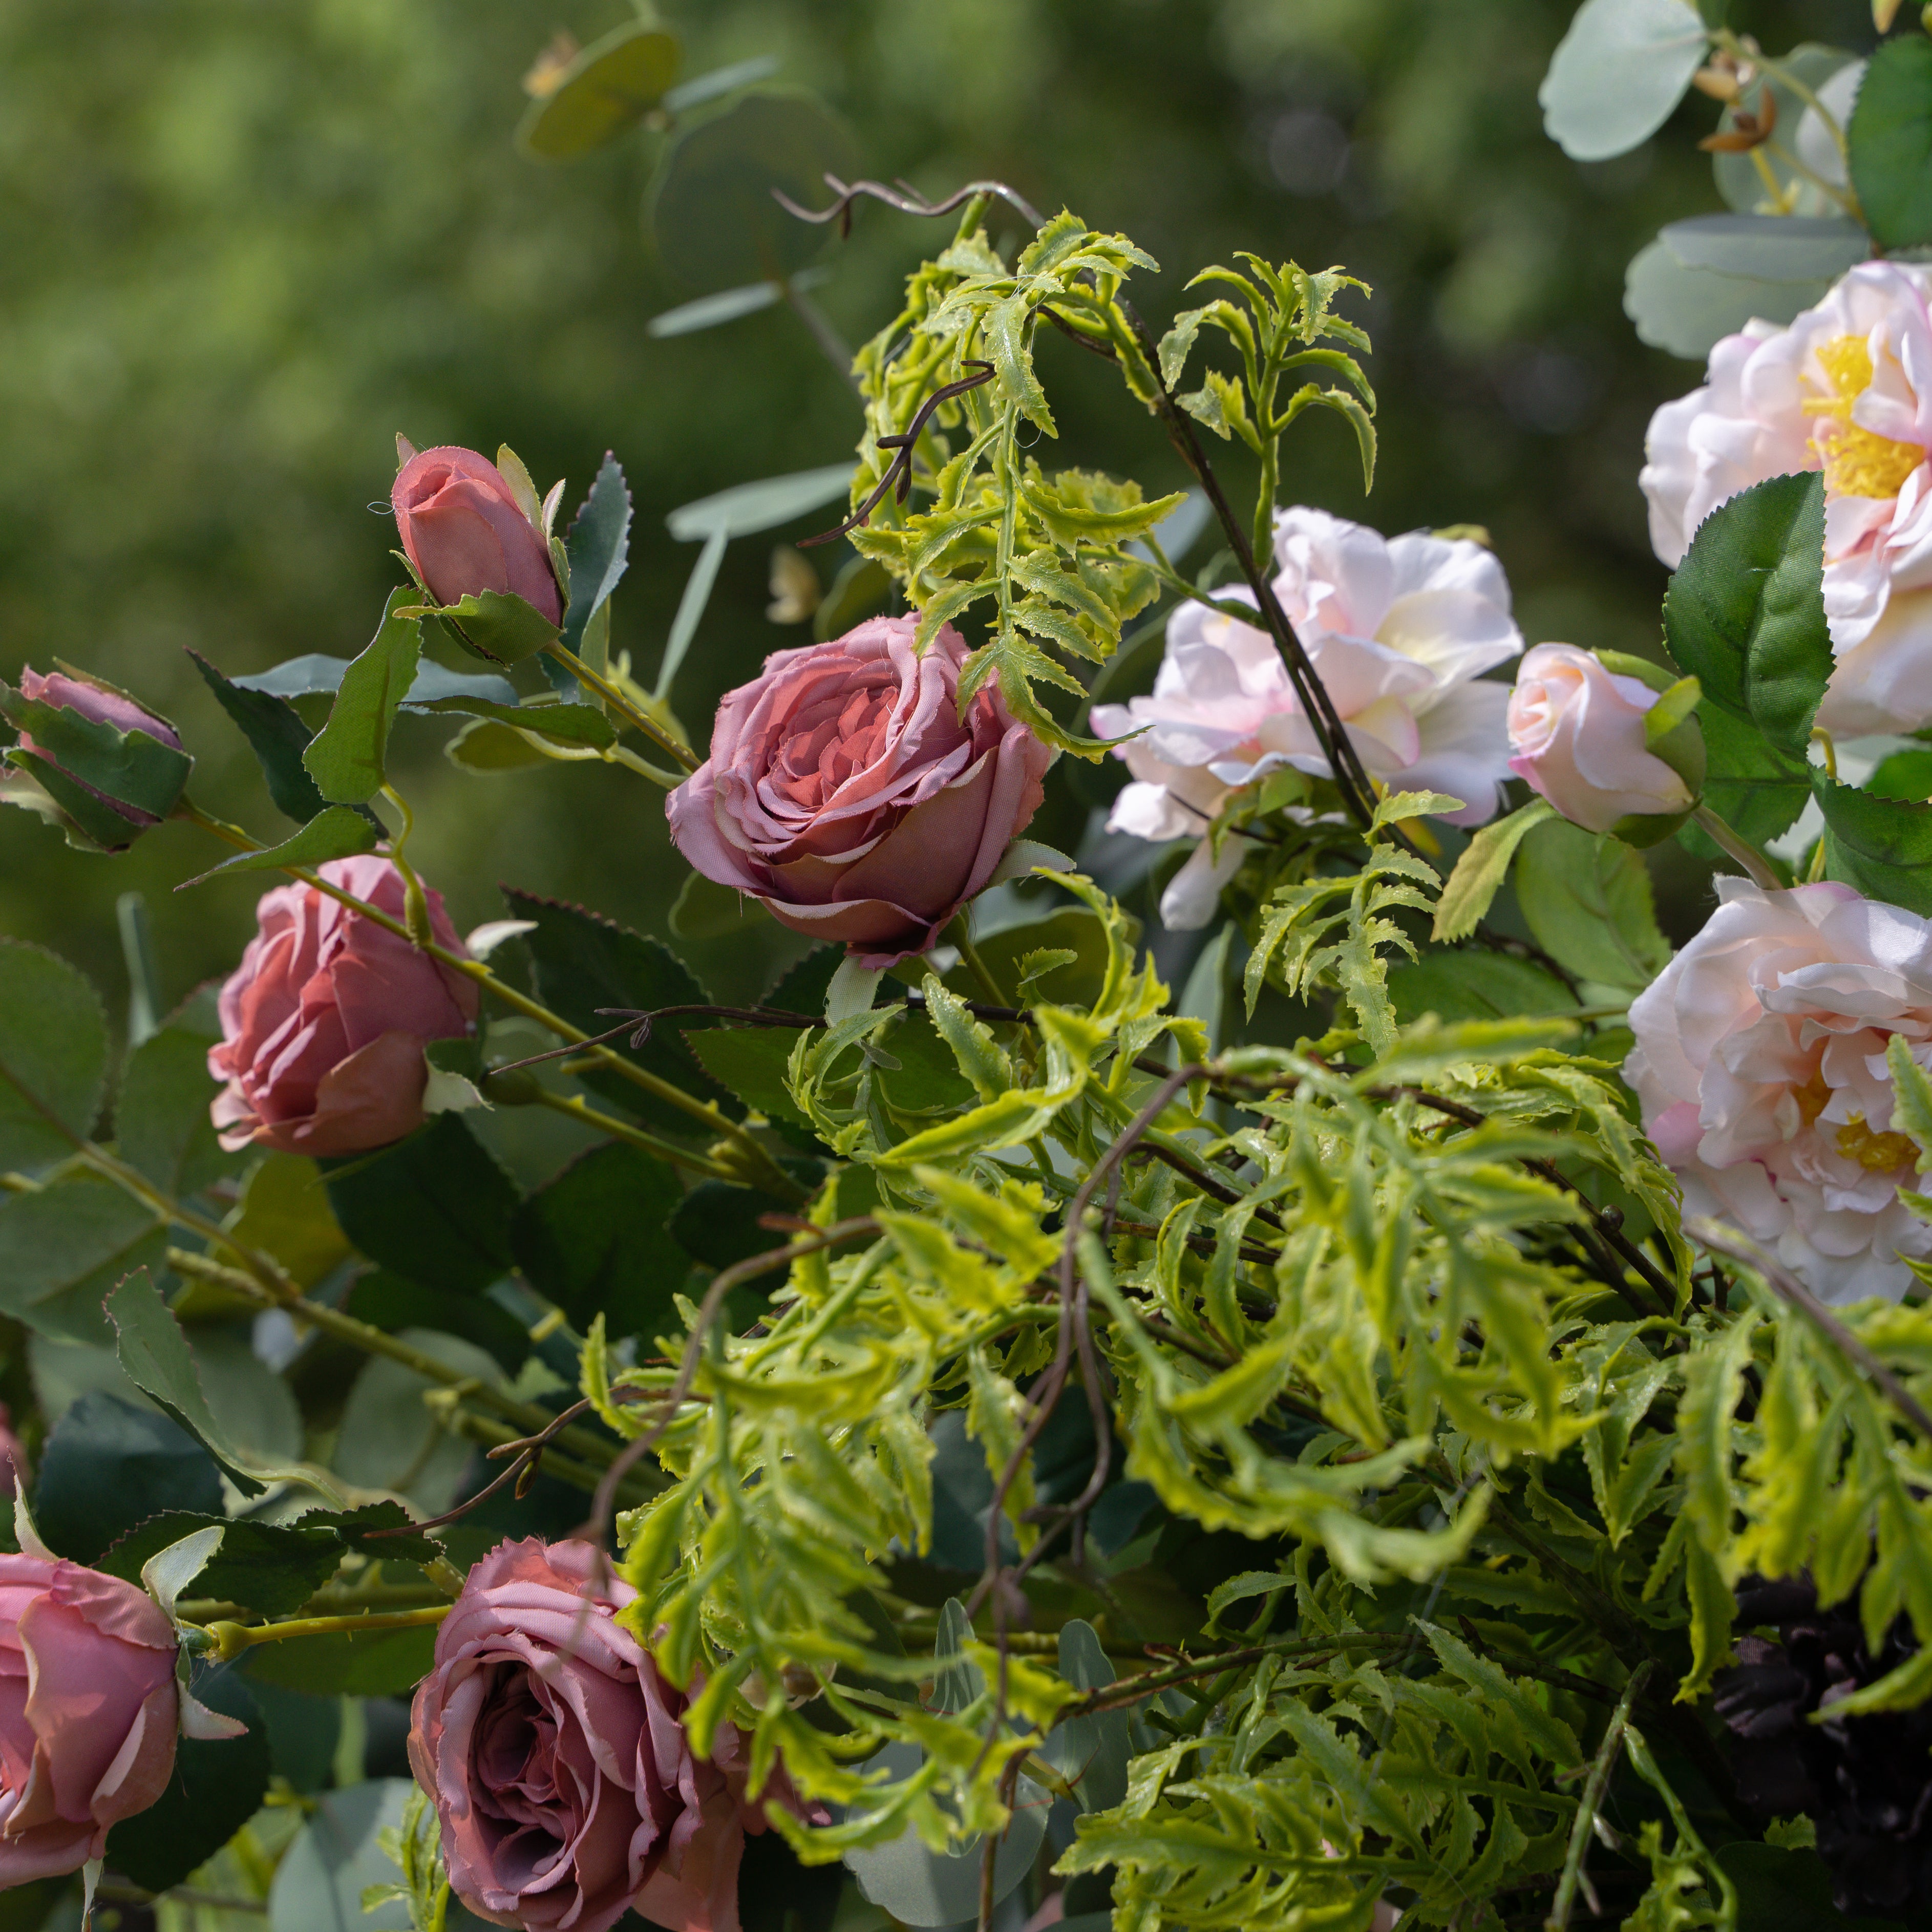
[
  {"xmin": 1808, "ymin": 334, "xmax": 1925, "ymax": 503},
  {"xmin": 1836, "ymin": 1113, "xmax": 1919, "ymax": 1172}
]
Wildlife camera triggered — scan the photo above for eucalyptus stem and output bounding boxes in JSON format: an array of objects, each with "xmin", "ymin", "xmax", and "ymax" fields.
[
  {"xmin": 1545, "ymin": 1662, "xmax": 1652, "ymax": 1932},
  {"xmin": 530, "ymin": 1088, "xmax": 740, "ymax": 1183}
]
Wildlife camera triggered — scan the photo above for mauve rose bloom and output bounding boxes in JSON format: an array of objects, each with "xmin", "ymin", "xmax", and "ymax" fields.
[
  {"xmin": 666, "ymin": 617, "xmax": 1054, "ymax": 968},
  {"xmin": 208, "ymin": 855, "xmax": 479, "ymax": 1158},
  {"xmin": 1642, "ymin": 262, "xmax": 1932, "ymax": 735},
  {"xmin": 393, "ymin": 447, "xmax": 562, "ymax": 625},
  {"xmin": 410, "ymin": 1539, "xmax": 799, "ymax": 1932},
  {"xmin": 0, "ymin": 1554, "xmax": 180, "ymax": 1882},
  {"xmin": 15, "ymin": 667, "xmax": 183, "ymax": 828},
  {"xmin": 1626, "ymin": 878, "xmax": 1932, "ymax": 1303},
  {"xmin": 1506, "ymin": 644, "xmax": 1695, "ymax": 835}
]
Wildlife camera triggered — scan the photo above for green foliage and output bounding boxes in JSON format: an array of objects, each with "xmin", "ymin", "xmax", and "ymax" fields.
[
  {"xmin": 0, "ymin": 937, "xmax": 107, "ymax": 1173},
  {"xmin": 1515, "ymin": 817, "xmax": 1672, "ymax": 991},
  {"xmin": 303, "ymin": 592, "xmax": 422, "ymax": 805},
  {"xmin": 1851, "ymin": 35, "xmax": 1932, "ymax": 252}
]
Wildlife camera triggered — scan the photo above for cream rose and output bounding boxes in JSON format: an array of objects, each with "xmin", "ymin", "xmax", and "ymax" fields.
[
  {"xmin": 1091, "ymin": 508, "xmax": 1522, "ymax": 931},
  {"xmin": 1641, "ymin": 261, "xmax": 1932, "ymax": 736},
  {"xmin": 1506, "ymin": 644, "xmax": 1696, "ymax": 835},
  {"xmin": 1626, "ymin": 879, "xmax": 1932, "ymax": 1304}
]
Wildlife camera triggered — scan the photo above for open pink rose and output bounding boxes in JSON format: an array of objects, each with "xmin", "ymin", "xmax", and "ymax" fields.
[
  {"xmin": 393, "ymin": 447, "xmax": 562, "ymax": 625},
  {"xmin": 410, "ymin": 1539, "xmax": 803, "ymax": 1932},
  {"xmin": 1627, "ymin": 879, "xmax": 1932, "ymax": 1303},
  {"xmin": 0, "ymin": 1554, "xmax": 180, "ymax": 1882},
  {"xmin": 666, "ymin": 617, "xmax": 1054, "ymax": 968},
  {"xmin": 208, "ymin": 855, "xmax": 479, "ymax": 1158},
  {"xmin": 1506, "ymin": 644, "xmax": 1695, "ymax": 835}
]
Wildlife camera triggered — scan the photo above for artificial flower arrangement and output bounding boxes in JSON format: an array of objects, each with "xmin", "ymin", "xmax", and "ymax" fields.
[{"xmin": 12, "ymin": 6, "xmax": 1932, "ymax": 1931}]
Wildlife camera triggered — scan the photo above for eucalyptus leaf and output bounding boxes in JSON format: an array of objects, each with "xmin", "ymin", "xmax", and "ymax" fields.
[
  {"xmin": 332, "ymin": 1328, "xmax": 505, "ymax": 1515},
  {"xmin": 268, "ymin": 1779, "xmax": 418, "ymax": 1932},
  {"xmin": 647, "ymin": 268, "xmax": 828, "ymax": 338},
  {"xmin": 666, "ymin": 462, "xmax": 857, "ymax": 542},
  {"xmin": 1539, "ymin": 0, "xmax": 1708, "ymax": 162},
  {"xmin": 1624, "ymin": 237, "xmax": 1836, "ymax": 360},
  {"xmin": 649, "ymin": 90, "xmax": 858, "ymax": 289},
  {"xmin": 118, "ymin": 1012, "xmax": 240, "ymax": 1200},
  {"xmin": 516, "ymin": 19, "xmax": 681, "ymax": 161},
  {"xmin": 1713, "ymin": 45, "xmax": 1859, "ymax": 214},
  {"xmin": 229, "ymin": 652, "xmax": 518, "ymax": 709},
  {"xmin": 662, "ymin": 54, "xmax": 782, "ymax": 114},
  {"xmin": 1659, "ymin": 213, "xmax": 1869, "ymax": 282}
]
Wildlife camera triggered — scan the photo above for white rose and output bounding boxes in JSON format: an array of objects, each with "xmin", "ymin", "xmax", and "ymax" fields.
[
  {"xmin": 1506, "ymin": 643, "xmax": 1695, "ymax": 834},
  {"xmin": 1625, "ymin": 878, "xmax": 1932, "ymax": 1304},
  {"xmin": 1641, "ymin": 260, "xmax": 1932, "ymax": 736},
  {"xmin": 1092, "ymin": 509, "xmax": 1523, "ymax": 930}
]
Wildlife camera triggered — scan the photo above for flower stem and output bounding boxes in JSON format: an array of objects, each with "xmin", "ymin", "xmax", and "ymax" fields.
[
  {"xmin": 201, "ymin": 1605, "xmax": 450, "ymax": 1662},
  {"xmin": 1692, "ymin": 804, "xmax": 1784, "ymax": 891},
  {"xmin": 543, "ymin": 641, "xmax": 699, "ymax": 772},
  {"xmin": 529, "ymin": 1088, "xmax": 740, "ymax": 1183}
]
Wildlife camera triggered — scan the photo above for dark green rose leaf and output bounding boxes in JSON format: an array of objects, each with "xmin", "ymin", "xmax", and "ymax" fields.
[
  {"xmin": 179, "ymin": 804, "xmax": 380, "ymax": 886},
  {"xmin": 34, "ymin": 1392, "xmax": 222, "ymax": 1563},
  {"xmin": 97, "ymin": 1510, "xmax": 346, "ymax": 1617},
  {"xmin": 1815, "ymin": 770, "xmax": 1932, "ymax": 914},
  {"xmin": 0, "ymin": 940, "xmax": 107, "ymax": 1174},
  {"xmin": 188, "ymin": 648, "xmax": 354, "ymax": 830},
  {"xmin": 117, "ymin": 1010, "xmax": 242, "ymax": 1201},
  {"xmin": 345, "ymin": 1269, "xmax": 531, "ymax": 1376},
  {"xmin": 1851, "ymin": 34, "xmax": 1932, "ymax": 251},
  {"xmin": 303, "ymin": 589, "xmax": 422, "ymax": 804},
  {"xmin": 1515, "ymin": 818, "xmax": 1671, "ymax": 990}
]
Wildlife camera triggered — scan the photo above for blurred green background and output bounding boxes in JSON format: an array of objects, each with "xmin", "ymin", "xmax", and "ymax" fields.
[{"xmin": 0, "ymin": 0, "xmax": 1876, "ymax": 1027}]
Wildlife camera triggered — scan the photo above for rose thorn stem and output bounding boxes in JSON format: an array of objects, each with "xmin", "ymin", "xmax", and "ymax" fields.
[
  {"xmin": 199, "ymin": 1604, "xmax": 451, "ymax": 1663},
  {"xmin": 543, "ymin": 641, "xmax": 698, "ymax": 772}
]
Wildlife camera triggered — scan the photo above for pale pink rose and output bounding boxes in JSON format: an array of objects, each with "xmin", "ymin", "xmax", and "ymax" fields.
[
  {"xmin": 1626, "ymin": 879, "xmax": 1932, "ymax": 1303},
  {"xmin": 208, "ymin": 856, "xmax": 479, "ymax": 1158},
  {"xmin": 666, "ymin": 617, "xmax": 1053, "ymax": 968},
  {"xmin": 410, "ymin": 1539, "xmax": 808, "ymax": 1932},
  {"xmin": 1092, "ymin": 509, "xmax": 1521, "ymax": 930},
  {"xmin": 1506, "ymin": 644, "xmax": 1693, "ymax": 833},
  {"xmin": 0, "ymin": 1554, "xmax": 180, "ymax": 1882},
  {"xmin": 1641, "ymin": 262, "xmax": 1932, "ymax": 735},
  {"xmin": 14, "ymin": 667, "xmax": 183, "ymax": 828},
  {"xmin": 393, "ymin": 447, "xmax": 562, "ymax": 625}
]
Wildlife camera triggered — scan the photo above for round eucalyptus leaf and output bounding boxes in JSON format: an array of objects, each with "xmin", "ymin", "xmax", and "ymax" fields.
[
  {"xmin": 516, "ymin": 19, "xmax": 681, "ymax": 162},
  {"xmin": 1659, "ymin": 213, "xmax": 1870, "ymax": 282},
  {"xmin": 666, "ymin": 462, "xmax": 856, "ymax": 542},
  {"xmin": 1623, "ymin": 236, "xmax": 1833, "ymax": 360},
  {"xmin": 331, "ymin": 1329, "xmax": 505, "ymax": 1516},
  {"xmin": 269, "ymin": 1780, "xmax": 418, "ymax": 1932},
  {"xmin": 1712, "ymin": 45, "xmax": 1858, "ymax": 214},
  {"xmin": 649, "ymin": 91, "xmax": 859, "ymax": 289},
  {"xmin": 1539, "ymin": 0, "xmax": 1709, "ymax": 162}
]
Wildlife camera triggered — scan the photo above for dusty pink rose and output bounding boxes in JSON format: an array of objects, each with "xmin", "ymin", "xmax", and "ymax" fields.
[
  {"xmin": 1506, "ymin": 644, "xmax": 1694, "ymax": 835},
  {"xmin": 1627, "ymin": 879, "xmax": 1932, "ymax": 1303},
  {"xmin": 0, "ymin": 1554, "xmax": 180, "ymax": 1882},
  {"xmin": 410, "ymin": 1539, "xmax": 799, "ymax": 1932},
  {"xmin": 393, "ymin": 447, "xmax": 562, "ymax": 625},
  {"xmin": 14, "ymin": 667, "xmax": 183, "ymax": 829},
  {"xmin": 208, "ymin": 855, "xmax": 479, "ymax": 1158},
  {"xmin": 666, "ymin": 617, "xmax": 1054, "ymax": 968}
]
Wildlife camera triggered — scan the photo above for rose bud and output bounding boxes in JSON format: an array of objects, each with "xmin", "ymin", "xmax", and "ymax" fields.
[
  {"xmin": 1, "ymin": 666, "xmax": 190, "ymax": 850},
  {"xmin": 410, "ymin": 1538, "xmax": 813, "ymax": 1932},
  {"xmin": 1506, "ymin": 644, "xmax": 1703, "ymax": 844},
  {"xmin": 392, "ymin": 445, "xmax": 562, "ymax": 624},
  {"xmin": 666, "ymin": 616, "xmax": 1054, "ymax": 968},
  {"xmin": 0, "ymin": 1552, "xmax": 182, "ymax": 1882},
  {"xmin": 208, "ymin": 855, "xmax": 480, "ymax": 1158}
]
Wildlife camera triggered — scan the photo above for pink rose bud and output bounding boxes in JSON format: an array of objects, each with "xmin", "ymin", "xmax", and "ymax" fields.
[
  {"xmin": 666, "ymin": 617, "xmax": 1055, "ymax": 968},
  {"xmin": 0, "ymin": 1554, "xmax": 181, "ymax": 1883},
  {"xmin": 6, "ymin": 666, "xmax": 187, "ymax": 837},
  {"xmin": 208, "ymin": 856, "xmax": 480, "ymax": 1158},
  {"xmin": 391, "ymin": 445, "xmax": 562, "ymax": 624},
  {"xmin": 410, "ymin": 1539, "xmax": 812, "ymax": 1932},
  {"xmin": 1506, "ymin": 644, "xmax": 1701, "ymax": 840}
]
